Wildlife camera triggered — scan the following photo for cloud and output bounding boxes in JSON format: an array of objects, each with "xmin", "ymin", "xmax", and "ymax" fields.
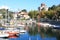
[
  {"xmin": 0, "ymin": 5, "xmax": 10, "ymax": 9},
  {"xmin": 0, "ymin": 5, "xmax": 18, "ymax": 12}
]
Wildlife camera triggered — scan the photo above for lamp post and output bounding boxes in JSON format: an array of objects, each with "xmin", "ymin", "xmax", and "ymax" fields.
[
  {"xmin": 5, "ymin": 9, "xmax": 9, "ymax": 23},
  {"xmin": 6, "ymin": 9, "xmax": 8, "ymax": 23},
  {"xmin": 4, "ymin": 7, "xmax": 9, "ymax": 23}
]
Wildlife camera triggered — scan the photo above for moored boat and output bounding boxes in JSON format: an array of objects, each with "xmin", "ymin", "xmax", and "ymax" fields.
[
  {"xmin": 20, "ymin": 30, "xmax": 27, "ymax": 34},
  {"xmin": 0, "ymin": 31, "xmax": 9, "ymax": 38},
  {"xmin": 4, "ymin": 28, "xmax": 20, "ymax": 38}
]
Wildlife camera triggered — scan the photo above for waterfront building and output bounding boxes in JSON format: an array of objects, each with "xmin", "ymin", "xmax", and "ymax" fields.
[
  {"xmin": 38, "ymin": 3, "xmax": 48, "ymax": 12},
  {"xmin": 17, "ymin": 11, "xmax": 30, "ymax": 20}
]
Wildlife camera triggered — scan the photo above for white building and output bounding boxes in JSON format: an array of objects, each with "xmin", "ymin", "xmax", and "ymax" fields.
[
  {"xmin": 39, "ymin": 3, "xmax": 48, "ymax": 11},
  {"xmin": 18, "ymin": 11, "xmax": 30, "ymax": 20}
]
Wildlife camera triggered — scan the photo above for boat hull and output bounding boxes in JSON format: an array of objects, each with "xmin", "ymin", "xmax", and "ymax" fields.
[{"xmin": 0, "ymin": 34, "xmax": 9, "ymax": 38}]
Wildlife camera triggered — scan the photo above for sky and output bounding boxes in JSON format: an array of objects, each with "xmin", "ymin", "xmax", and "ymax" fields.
[{"xmin": 0, "ymin": 0, "xmax": 60, "ymax": 12}]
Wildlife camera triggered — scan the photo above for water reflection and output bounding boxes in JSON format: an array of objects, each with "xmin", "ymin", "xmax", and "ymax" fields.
[
  {"xmin": 28, "ymin": 26, "xmax": 60, "ymax": 40},
  {"xmin": 28, "ymin": 26, "xmax": 38, "ymax": 36},
  {"xmin": 0, "ymin": 38, "xmax": 9, "ymax": 40},
  {"xmin": 0, "ymin": 26, "xmax": 60, "ymax": 40}
]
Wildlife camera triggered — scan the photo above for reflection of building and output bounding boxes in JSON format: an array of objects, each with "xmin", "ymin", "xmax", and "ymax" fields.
[{"xmin": 38, "ymin": 3, "xmax": 48, "ymax": 11}]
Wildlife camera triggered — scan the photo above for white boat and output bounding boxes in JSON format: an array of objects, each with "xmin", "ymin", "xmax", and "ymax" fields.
[
  {"xmin": 0, "ymin": 31, "xmax": 9, "ymax": 38},
  {"xmin": 37, "ymin": 22, "xmax": 52, "ymax": 27},
  {"xmin": 17, "ymin": 24, "xmax": 25, "ymax": 27},
  {"xmin": 18, "ymin": 26, "xmax": 27, "ymax": 34},
  {"xmin": 4, "ymin": 28, "xmax": 20, "ymax": 37},
  {"xmin": 20, "ymin": 30, "xmax": 27, "ymax": 34}
]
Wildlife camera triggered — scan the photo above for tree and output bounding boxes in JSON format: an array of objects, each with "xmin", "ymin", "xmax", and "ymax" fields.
[
  {"xmin": 48, "ymin": 5, "xmax": 57, "ymax": 10},
  {"xmin": 45, "ymin": 4, "xmax": 60, "ymax": 20},
  {"xmin": 44, "ymin": 10, "xmax": 54, "ymax": 19},
  {"xmin": 21, "ymin": 9, "xmax": 27, "ymax": 12},
  {"xmin": 0, "ymin": 9, "xmax": 14, "ymax": 19},
  {"xmin": 9, "ymin": 11, "xmax": 14, "ymax": 19},
  {"xmin": 39, "ymin": 11, "xmax": 46, "ymax": 18},
  {"xmin": 58, "ymin": 4, "xmax": 60, "ymax": 7},
  {"xmin": 28, "ymin": 10, "xmax": 38, "ymax": 19}
]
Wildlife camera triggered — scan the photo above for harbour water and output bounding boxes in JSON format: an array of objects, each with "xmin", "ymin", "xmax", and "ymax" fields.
[
  {"xmin": 0, "ymin": 32, "xmax": 57, "ymax": 40},
  {"xmin": 0, "ymin": 20, "xmax": 60, "ymax": 40}
]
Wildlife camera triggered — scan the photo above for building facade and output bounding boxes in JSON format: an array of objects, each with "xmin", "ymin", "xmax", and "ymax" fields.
[{"xmin": 38, "ymin": 3, "xmax": 48, "ymax": 12}]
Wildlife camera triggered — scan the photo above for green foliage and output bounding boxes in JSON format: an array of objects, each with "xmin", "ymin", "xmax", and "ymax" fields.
[
  {"xmin": 9, "ymin": 11, "xmax": 14, "ymax": 19},
  {"xmin": 28, "ymin": 10, "xmax": 38, "ymax": 18},
  {"xmin": 44, "ymin": 10, "xmax": 54, "ymax": 19},
  {"xmin": 39, "ymin": 4, "xmax": 60, "ymax": 20},
  {"xmin": 0, "ymin": 23, "xmax": 2, "ymax": 26},
  {"xmin": 0, "ymin": 9, "xmax": 14, "ymax": 19},
  {"xmin": 39, "ymin": 11, "xmax": 46, "ymax": 18},
  {"xmin": 49, "ymin": 4, "xmax": 60, "ymax": 11},
  {"xmin": 0, "ymin": 16, "xmax": 3, "ymax": 19},
  {"xmin": 48, "ymin": 5, "xmax": 57, "ymax": 10},
  {"xmin": 21, "ymin": 9, "xmax": 27, "ymax": 12}
]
